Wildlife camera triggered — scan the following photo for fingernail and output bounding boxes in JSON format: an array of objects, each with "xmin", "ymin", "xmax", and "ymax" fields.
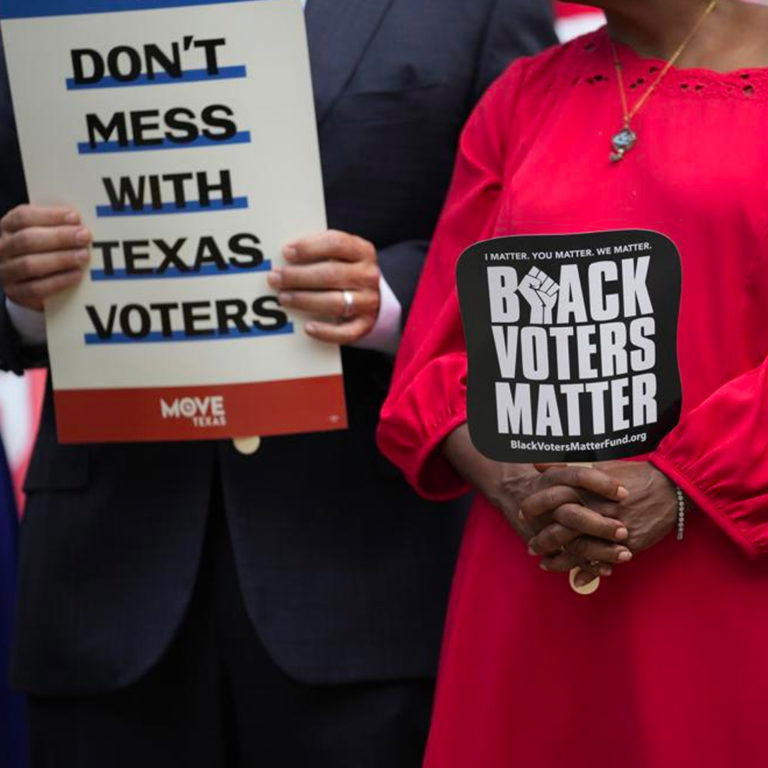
[
  {"xmin": 65, "ymin": 211, "xmax": 80, "ymax": 225},
  {"xmin": 278, "ymin": 292, "xmax": 292, "ymax": 305},
  {"xmin": 617, "ymin": 486, "xmax": 629, "ymax": 500},
  {"xmin": 618, "ymin": 550, "xmax": 633, "ymax": 563},
  {"xmin": 74, "ymin": 249, "xmax": 89, "ymax": 264},
  {"xmin": 75, "ymin": 228, "xmax": 91, "ymax": 246},
  {"xmin": 518, "ymin": 510, "xmax": 525, "ymax": 522},
  {"xmin": 283, "ymin": 246, "xmax": 298, "ymax": 262},
  {"xmin": 267, "ymin": 271, "xmax": 282, "ymax": 288},
  {"xmin": 600, "ymin": 566, "xmax": 613, "ymax": 577},
  {"xmin": 615, "ymin": 527, "xmax": 629, "ymax": 541},
  {"xmin": 527, "ymin": 545, "xmax": 536, "ymax": 556},
  {"xmin": 305, "ymin": 322, "xmax": 317, "ymax": 334},
  {"xmin": 539, "ymin": 562, "xmax": 550, "ymax": 572}
]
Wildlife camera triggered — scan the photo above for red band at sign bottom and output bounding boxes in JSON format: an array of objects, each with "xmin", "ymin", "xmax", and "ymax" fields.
[{"xmin": 53, "ymin": 375, "xmax": 348, "ymax": 444}]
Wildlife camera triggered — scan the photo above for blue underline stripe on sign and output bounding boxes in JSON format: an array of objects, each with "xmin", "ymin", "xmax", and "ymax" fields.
[
  {"xmin": 90, "ymin": 262, "xmax": 272, "ymax": 280},
  {"xmin": 78, "ymin": 132, "xmax": 251, "ymax": 154},
  {"xmin": 2, "ymin": 0, "xmax": 264, "ymax": 20},
  {"xmin": 84, "ymin": 324, "xmax": 294, "ymax": 345},
  {"xmin": 95, "ymin": 197, "xmax": 249, "ymax": 217},
  {"xmin": 66, "ymin": 66, "xmax": 247, "ymax": 90}
]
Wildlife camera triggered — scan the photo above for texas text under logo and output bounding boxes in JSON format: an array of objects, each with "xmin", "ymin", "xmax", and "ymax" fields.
[{"xmin": 457, "ymin": 231, "xmax": 682, "ymax": 463}]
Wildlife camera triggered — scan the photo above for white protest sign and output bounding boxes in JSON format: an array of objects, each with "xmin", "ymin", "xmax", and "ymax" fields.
[{"xmin": 0, "ymin": 0, "xmax": 347, "ymax": 442}]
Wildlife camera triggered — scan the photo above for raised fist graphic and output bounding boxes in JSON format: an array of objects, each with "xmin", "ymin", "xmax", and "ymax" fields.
[{"xmin": 518, "ymin": 267, "xmax": 560, "ymax": 325}]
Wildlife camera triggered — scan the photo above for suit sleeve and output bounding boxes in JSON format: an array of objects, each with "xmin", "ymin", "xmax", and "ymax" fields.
[
  {"xmin": 650, "ymin": 256, "xmax": 768, "ymax": 557},
  {"xmin": 0, "ymin": 33, "xmax": 44, "ymax": 374},
  {"xmin": 0, "ymin": 33, "xmax": 27, "ymax": 218},
  {"xmin": 377, "ymin": 66, "xmax": 525, "ymax": 500}
]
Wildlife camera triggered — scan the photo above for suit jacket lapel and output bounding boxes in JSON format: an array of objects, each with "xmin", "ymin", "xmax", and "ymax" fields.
[{"xmin": 305, "ymin": 0, "xmax": 396, "ymax": 123}]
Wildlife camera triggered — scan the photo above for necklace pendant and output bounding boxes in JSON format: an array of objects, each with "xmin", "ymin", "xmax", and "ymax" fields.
[{"xmin": 610, "ymin": 127, "xmax": 637, "ymax": 163}]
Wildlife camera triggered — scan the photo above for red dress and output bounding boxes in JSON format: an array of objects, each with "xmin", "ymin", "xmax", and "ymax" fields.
[{"xmin": 378, "ymin": 30, "xmax": 768, "ymax": 768}]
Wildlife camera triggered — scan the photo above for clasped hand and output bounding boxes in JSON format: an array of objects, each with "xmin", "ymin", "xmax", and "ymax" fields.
[{"xmin": 520, "ymin": 461, "xmax": 678, "ymax": 586}]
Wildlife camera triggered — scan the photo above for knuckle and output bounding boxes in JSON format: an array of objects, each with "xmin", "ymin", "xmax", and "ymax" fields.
[
  {"xmin": 364, "ymin": 263, "xmax": 381, "ymax": 286},
  {"xmin": 572, "ymin": 467, "xmax": 587, "ymax": 484},
  {"xmin": 22, "ymin": 281, "xmax": 42, "ymax": 300},
  {"xmin": 543, "ymin": 487, "xmax": 559, "ymax": 510},
  {"xmin": 2, "ymin": 205, "xmax": 26, "ymax": 233},
  {"xmin": 325, "ymin": 262, "xmax": 342, "ymax": 285},
  {"xmin": 537, "ymin": 533, "xmax": 555, "ymax": 553},
  {"xmin": 14, "ymin": 256, "xmax": 33, "ymax": 280},
  {"xmin": 358, "ymin": 237, "xmax": 376, "ymax": 261},
  {"xmin": 568, "ymin": 538, "xmax": 587, "ymax": 557},
  {"xmin": 326, "ymin": 230, "xmax": 347, "ymax": 252},
  {"xmin": 12, "ymin": 230, "xmax": 32, "ymax": 255},
  {"xmin": 560, "ymin": 504, "xmax": 581, "ymax": 528}
]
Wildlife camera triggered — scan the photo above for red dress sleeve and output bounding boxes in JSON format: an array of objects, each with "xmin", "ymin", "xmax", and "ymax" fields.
[
  {"xmin": 651, "ymin": 374, "xmax": 768, "ymax": 553},
  {"xmin": 377, "ymin": 62, "xmax": 528, "ymax": 500},
  {"xmin": 650, "ymin": 231, "xmax": 768, "ymax": 557}
]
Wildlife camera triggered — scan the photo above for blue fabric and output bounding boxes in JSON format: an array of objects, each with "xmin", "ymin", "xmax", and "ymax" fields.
[{"xmin": 0, "ymin": 438, "xmax": 26, "ymax": 768}]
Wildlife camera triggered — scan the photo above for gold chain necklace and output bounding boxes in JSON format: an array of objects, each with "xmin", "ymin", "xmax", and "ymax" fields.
[{"xmin": 609, "ymin": 0, "xmax": 719, "ymax": 162}]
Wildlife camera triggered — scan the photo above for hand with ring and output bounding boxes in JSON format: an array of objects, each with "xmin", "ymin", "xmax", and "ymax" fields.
[{"xmin": 267, "ymin": 230, "xmax": 381, "ymax": 345}]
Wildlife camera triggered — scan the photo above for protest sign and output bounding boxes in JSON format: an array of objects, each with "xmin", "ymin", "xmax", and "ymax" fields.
[
  {"xmin": 457, "ymin": 230, "xmax": 682, "ymax": 463},
  {"xmin": 0, "ymin": 0, "xmax": 347, "ymax": 443}
]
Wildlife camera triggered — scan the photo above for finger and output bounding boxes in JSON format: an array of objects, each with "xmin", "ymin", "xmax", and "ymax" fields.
[
  {"xmin": 1, "ymin": 205, "xmax": 81, "ymax": 234},
  {"xmin": 7, "ymin": 269, "xmax": 85, "ymax": 307},
  {"xmin": 529, "ymin": 514, "xmax": 628, "ymax": 557},
  {"xmin": 268, "ymin": 261, "xmax": 379, "ymax": 292},
  {"xmin": 565, "ymin": 536, "xmax": 632, "ymax": 565},
  {"xmin": 535, "ymin": 465, "xmax": 628, "ymax": 502},
  {"xmin": 1, "ymin": 226, "xmax": 92, "ymax": 261},
  {"xmin": 278, "ymin": 289, "xmax": 378, "ymax": 319},
  {"xmin": 528, "ymin": 523, "xmax": 579, "ymax": 555},
  {"xmin": 283, "ymin": 230, "xmax": 375, "ymax": 264},
  {"xmin": 0, "ymin": 249, "xmax": 89, "ymax": 285},
  {"xmin": 539, "ymin": 552, "xmax": 612, "ymax": 577},
  {"xmin": 519, "ymin": 485, "xmax": 584, "ymax": 521},
  {"xmin": 552, "ymin": 503, "xmax": 628, "ymax": 541},
  {"xmin": 304, "ymin": 317, "xmax": 373, "ymax": 345}
]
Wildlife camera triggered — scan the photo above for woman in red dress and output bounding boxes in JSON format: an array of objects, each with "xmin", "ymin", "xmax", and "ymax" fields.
[{"xmin": 378, "ymin": 2, "xmax": 768, "ymax": 766}]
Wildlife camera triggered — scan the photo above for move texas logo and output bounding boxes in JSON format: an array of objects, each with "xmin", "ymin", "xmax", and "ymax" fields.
[
  {"xmin": 457, "ymin": 230, "xmax": 683, "ymax": 463},
  {"xmin": 160, "ymin": 394, "xmax": 227, "ymax": 428}
]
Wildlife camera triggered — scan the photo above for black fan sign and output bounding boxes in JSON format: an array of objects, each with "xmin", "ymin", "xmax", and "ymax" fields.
[{"xmin": 456, "ymin": 230, "xmax": 682, "ymax": 463}]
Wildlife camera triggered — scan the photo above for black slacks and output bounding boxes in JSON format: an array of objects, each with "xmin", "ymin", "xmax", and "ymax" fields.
[{"xmin": 27, "ymin": 496, "xmax": 435, "ymax": 768}]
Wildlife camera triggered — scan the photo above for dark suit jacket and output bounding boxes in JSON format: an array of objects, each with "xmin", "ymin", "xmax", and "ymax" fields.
[{"xmin": 0, "ymin": 0, "xmax": 556, "ymax": 696}]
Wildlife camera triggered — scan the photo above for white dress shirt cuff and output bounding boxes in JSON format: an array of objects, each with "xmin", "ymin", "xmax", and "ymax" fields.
[
  {"xmin": 351, "ymin": 275, "xmax": 402, "ymax": 355},
  {"xmin": 6, "ymin": 298, "xmax": 47, "ymax": 346}
]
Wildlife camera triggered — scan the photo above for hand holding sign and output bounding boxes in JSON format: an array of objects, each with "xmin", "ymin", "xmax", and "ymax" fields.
[
  {"xmin": 527, "ymin": 461, "xmax": 677, "ymax": 565},
  {"xmin": 269, "ymin": 230, "xmax": 382, "ymax": 345},
  {"xmin": 442, "ymin": 425, "xmax": 629, "ymax": 580},
  {"xmin": 0, "ymin": 205, "xmax": 91, "ymax": 311}
]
